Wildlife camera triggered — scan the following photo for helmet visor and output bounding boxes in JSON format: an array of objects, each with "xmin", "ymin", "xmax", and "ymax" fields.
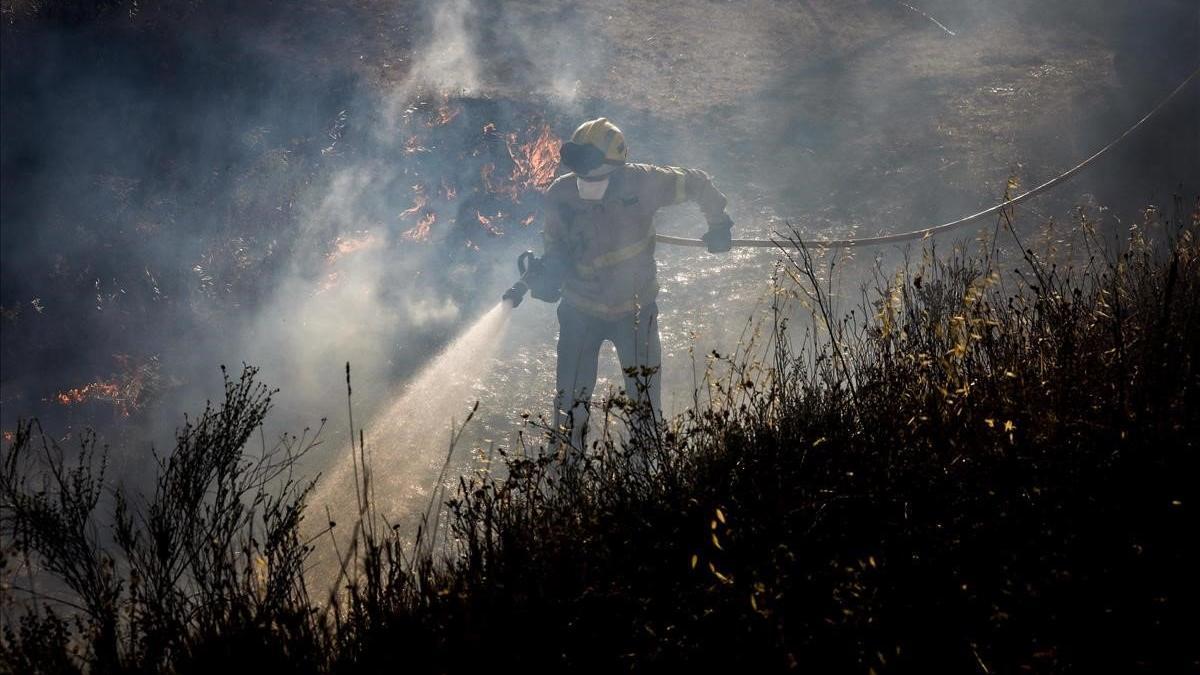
[{"xmin": 559, "ymin": 142, "xmax": 606, "ymax": 175}]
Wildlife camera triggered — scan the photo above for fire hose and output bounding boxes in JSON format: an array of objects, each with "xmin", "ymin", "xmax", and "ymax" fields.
[
  {"xmin": 658, "ymin": 64, "xmax": 1199, "ymax": 250},
  {"xmin": 506, "ymin": 64, "xmax": 1198, "ymax": 306}
]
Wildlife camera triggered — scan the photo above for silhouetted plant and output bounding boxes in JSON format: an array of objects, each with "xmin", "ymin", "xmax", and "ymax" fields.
[{"xmin": 2, "ymin": 366, "xmax": 326, "ymax": 673}]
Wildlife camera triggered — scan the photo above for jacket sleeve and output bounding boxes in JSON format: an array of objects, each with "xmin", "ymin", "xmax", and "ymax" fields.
[
  {"xmin": 532, "ymin": 198, "xmax": 569, "ymax": 301},
  {"xmin": 644, "ymin": 164, "xmax": 729, "ymax": 223}
]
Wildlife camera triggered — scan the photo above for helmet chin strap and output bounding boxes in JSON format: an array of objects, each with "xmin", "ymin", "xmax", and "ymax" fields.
[{"xmin": 577, "ymin": 163, "xmax": 617, "ymax": 181}]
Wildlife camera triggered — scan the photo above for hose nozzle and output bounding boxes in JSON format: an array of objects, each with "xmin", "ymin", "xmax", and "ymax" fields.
[
  {"xmin": 502, "ymin": 251, "xmax": 537, "ymax": 307},
  {"xmin": 503, "ymin": 280, "xmax": 529, "ymax": 307}
]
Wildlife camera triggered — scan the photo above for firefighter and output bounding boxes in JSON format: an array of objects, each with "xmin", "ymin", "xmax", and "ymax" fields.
[{"xmin": 513, "ymin": 117, "xmax": 733, "ymax": 444}]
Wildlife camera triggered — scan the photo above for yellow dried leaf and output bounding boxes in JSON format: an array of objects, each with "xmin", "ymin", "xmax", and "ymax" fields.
[
  {"xmin": 708, "ymin": 562, "xmax": 731, "ymax": 583},
  {"xmin": 715, "ymin": 508, "xmax": 726, "ymax": 524},
  {"xmin": 690, "ymin": 554, "xmax": 698, "ymax": 570},
  {"xmin": 712, "ymin": 533, "xmax": 724, "ymax": 551}
]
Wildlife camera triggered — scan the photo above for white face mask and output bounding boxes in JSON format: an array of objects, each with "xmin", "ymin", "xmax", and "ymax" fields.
[
  {"xmin": 575, "ymin": 163, "xmax": 617, "ymax": 200},
  {"xmin": 576, "ymin": 176, "xmax": 610, "ymax": 201}
]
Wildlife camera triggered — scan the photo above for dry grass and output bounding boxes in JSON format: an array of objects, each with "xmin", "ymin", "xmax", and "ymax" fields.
[{"xmin": 3, "ymin": 198, "xmax": 1196, "ymax": 672}]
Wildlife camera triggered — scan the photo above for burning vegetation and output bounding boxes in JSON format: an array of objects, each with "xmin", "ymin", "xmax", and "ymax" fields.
[
  {"xmin": 4, "ymin": 87, "xmax": 565, "ymax": 428},
  {"xmin": 54, "ymin": 381, "xmax": 123, "ymax": 408},
  {"xmin": 393, "ymin": 107, "xmax": 560, "ymax": 247},
  {"xmin": 50, "ymin": 355, "xmax": 160, "ymax": 418},
  {"xmin": 325, "ymin": 231, "xmax": 381, "ymax": 264}
]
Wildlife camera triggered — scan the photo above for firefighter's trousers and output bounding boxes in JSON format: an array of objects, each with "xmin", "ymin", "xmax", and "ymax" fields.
[{"xmin": 554, "ymin": 300, "xmax": 661, "ymax": 444}]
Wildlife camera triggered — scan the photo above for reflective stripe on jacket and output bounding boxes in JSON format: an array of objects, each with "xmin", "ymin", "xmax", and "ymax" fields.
[{"xmin": 542, "ymin": 163, "xmax": 727, "ymax": 318}]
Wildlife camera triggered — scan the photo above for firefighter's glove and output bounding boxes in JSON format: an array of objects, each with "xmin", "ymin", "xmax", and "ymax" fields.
[
  {"xmin": 528, "ymin": 275, "xmax": 562, "ymax": 303},
  {"xmin": 702, "ymin": 215, "xmax": 734, "ymax": 253},
  {"xmin": 525, "ymin": 255, "xmax": 564, "ymax": 303}
]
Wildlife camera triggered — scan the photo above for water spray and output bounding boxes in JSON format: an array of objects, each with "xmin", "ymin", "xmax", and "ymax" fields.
[{"xmin": 311, "ymin": 300, "xmax": 515, "ymax": 570}]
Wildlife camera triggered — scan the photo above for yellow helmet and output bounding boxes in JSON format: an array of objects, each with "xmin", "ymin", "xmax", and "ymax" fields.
[{"xmin": 560, "ymin": 117, "xmax": 626, "ymax": 174}]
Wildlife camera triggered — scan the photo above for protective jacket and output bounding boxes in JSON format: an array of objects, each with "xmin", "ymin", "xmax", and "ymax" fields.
[{"xmin": 542, "ymin": 163, "xmax": 728, "ymax": 318}]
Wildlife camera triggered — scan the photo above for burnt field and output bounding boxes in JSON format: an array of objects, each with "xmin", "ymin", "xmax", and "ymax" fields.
[{"xmin": 2, "ymin": 0, "xmax": 1199, "ymax": 672}]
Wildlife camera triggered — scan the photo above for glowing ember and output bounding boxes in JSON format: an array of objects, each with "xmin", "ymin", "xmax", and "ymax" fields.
[
  {"xmin": 399, "ymin": 183, "xmax": 437, "ymax": 241},
  {"xmin": 399, "ymin": 184, "xmax": 429, "ymax": 218},
  {"xmin": 404, "ymin": 135, "xmax": 428, "ymax": 155},
  {"xmin": 475, "ymin": 211, "xmax": 503, "ymax": 236},
  {"xmin": 480, "ymin": 162, "xmax": 499, "ymax": 194},
  {"xmin": 325, "ymin": 231, "xmax": 380, "ymax": 264},
  {"xmin": 52, "ymin": 356, "xmax": 156, "ymax": 417},
  {"xmin": 56, "ymin": 381, "xmax": 122, "ymax": 406},
  {"xmin": 425, "ymin": 97, "xmax": 461, "ymax": 127},
  {"xmin": 403, "ymin": 211, "xmax": 436, "ymax": 241}
]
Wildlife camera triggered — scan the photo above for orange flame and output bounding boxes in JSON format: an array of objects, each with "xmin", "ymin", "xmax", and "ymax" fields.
[
  {"xmin": 395, "ymin": 107, "xmax": 559, "ymax": 244},
  {"xmin": 56, "ymin": 381, "xmax": 122, "ymax": 406},
  {"xmin": 403, "ymin": 211, "xmax": 436, "ymax": 241},
  {"xmin": 426, "ymin": 100, "xmax": 461, "ymax": 127},
  {"xmin": 399, "ymin": 184, "xmax": 429, "ymax": 218},
  {"xmin": 508, "ymin": 122, "xmax": 560, "ymax": 191},
  {"xmin": 475, "ymin": 211, "xmax": 503, "ymax": 236},
  {"xmin": 53, "ymin": 356, "xmax": 155, "ymax": 417},
  {"xmin": 482, "ymin": 122, "xmax": 561, "ymax": 201},
  {"xmin": 399, "ymin": 184, "xmax": 436, "ymax": 241},
  {"xmin": 326, "ymin": 231, "xmax": 380, "ymax": 264}
]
